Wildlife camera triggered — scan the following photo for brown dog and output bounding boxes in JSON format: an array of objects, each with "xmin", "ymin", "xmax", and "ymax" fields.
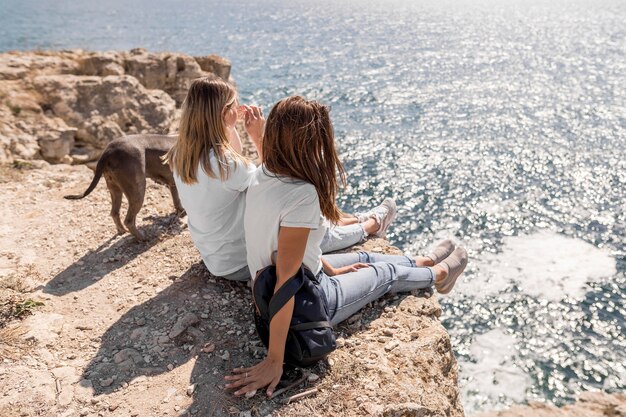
[{"xmin": 65, "ymin": 134, "xmax": 183, "ymax": 241}]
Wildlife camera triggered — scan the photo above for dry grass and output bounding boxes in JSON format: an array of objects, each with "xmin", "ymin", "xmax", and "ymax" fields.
[{"xmin": 0, "ymin": 323, "xmax": 31, "ymax": 360}]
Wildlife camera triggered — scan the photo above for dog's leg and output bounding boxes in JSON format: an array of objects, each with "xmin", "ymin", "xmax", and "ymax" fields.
[
  {"xmin": 169, "ymin": 185, "xmax": 185, "ymax": 216},
  {"xmin": 121, "ymin": 179, "xmax": 147, "ymax": 242},
  {"xmin": 106, "ymin": 178, "xmax": 126, "ymax": 234}
]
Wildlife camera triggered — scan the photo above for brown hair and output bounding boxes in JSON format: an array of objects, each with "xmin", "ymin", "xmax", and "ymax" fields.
[
  {"xmin": 263, "ymin": 96, "xmax": 346, "ymax": 223},
  {"xmin": 163, "ymin": 77, "xmax": 246, "ymax": 183}
]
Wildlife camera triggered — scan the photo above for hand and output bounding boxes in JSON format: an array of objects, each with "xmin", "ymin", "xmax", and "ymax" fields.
[
  {"xmin": 329, "ymin": 263, "xmax": 370, "ymax": 276},
  {"xmin": 243, "ymin": 105, "xmax": 265, "ymax": 145},
  {"xmin": 225, "ymin": 356, "xmax": 283, "ymax": 397}
]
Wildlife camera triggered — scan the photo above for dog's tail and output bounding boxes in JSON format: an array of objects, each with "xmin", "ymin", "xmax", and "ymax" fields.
[{"xmin": 64, "ymin": 156, "xmax": 106, "ymax": 200}]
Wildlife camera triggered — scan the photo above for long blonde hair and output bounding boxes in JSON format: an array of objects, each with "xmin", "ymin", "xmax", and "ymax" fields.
[
  {"xmin": 263, "ymin": 96, "xmax": 346, "ymax": 223},
  {"xmin": 163, "ymin": 77, "xmax": 246, "ymax": 183}
]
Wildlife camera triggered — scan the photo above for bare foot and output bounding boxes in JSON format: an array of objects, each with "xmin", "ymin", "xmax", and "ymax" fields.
[
  {"xmin": 414, "ymin": 256, "xmax": 435, "ymax": 267},
  {"xmin": 433, "ymin": 264, "xmax": 448, "ymax": 283},
  {"xmin": 362, "ymin": 217, "xmax": 380, "ymax": 235}
]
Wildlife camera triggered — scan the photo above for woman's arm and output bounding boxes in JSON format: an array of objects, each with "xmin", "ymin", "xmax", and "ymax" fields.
[
  {"xmin": 244, "ymin": 105, "xmax": 264, "ymax": 161},
  {"xmin": 322, "ymin": 257, "xmax": 369, "ymax": 276},
  {"xmin": 225, "ymin": 226, "xmax": 309, "ymax": 397}
]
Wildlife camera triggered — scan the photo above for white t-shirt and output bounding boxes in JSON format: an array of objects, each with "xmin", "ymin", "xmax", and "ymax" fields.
[
  {"xmin": 174, "ymin": 151, "xmax": 257, "ymax": 276},
  {"xmin": 244, "ymin": 166, "xmax": 326, "ymax": 278}
]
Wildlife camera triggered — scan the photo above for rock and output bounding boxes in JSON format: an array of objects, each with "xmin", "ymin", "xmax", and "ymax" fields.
[
  {"xmin": 202, "ymin": 342, "xmax": 215, "ymax": 353},
  {"xmin": 384, "ymin": 341, "xmax": 399, "ymax": 352},
  {"xmin": 0, "ymin": 49, "xmax": 229, "ymax": 164},
  {"xmin": 220, "ymin": 350, "xmax": 230, "ymax": 361},
  {"xmin": 79, "ymin": 407, "xmax": 90, "ymax": 416},
  {"xmin": 169, "ymin": 312, "xmax": 200, "ymax": 339},
  {"xmin": 382, "ymin": 403, "xmax": 429, "ymax": 417},
  {"xmin": 99, "ymin": 378, "xmax": 113, "ymax": 387},
  {"xmin": 32, "ymin": 74, "xmax": 175, "ymax": 149},
  {"xmin": 130, "ymin": 375, "xmax": 148, "ymax": 385},
  {"xmin": 113, "ymin": 348, "xmax": 143, "ymax": 371},
  {"xmin": 23, "ymin": 312, "xmax": 65, "ymax": 344},
  {"xmin": 38, "ymin": 125, "xmax": 76, "ymax": 163},
  {"xmin": 194, "ymin": 55, "xmax": 231, "ymax": 80},
  {"xmin": 244, "ymin": 390, "xmax": 257, "ymax": 399},
  {"xmin": 79, "ymin": 52, "xmax": 125, "ymax": 76},
  {"xmin": 476, "ymin": 392, "xmax": 626, "ymax": 417},
  {"xmin": 130, "ymin": 327, "xmax": 148, "ymax": 341},
  {"xmin": 187, "ymin": 384, "xmax": 196, "ymax": 396},
  {"xmin": 113, "ymin": 348, "xmax": 142, "ymax": 364},
  {"xmin": 307, "ymin": 373, "xmax": 320, "ymax": 383}
]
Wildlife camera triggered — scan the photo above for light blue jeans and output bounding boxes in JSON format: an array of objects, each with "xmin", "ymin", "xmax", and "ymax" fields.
[
  {"xmin": 221, "ymin": 265, "xmax": 251, "ymax": 282},
  {"xmin": 318, "ymin": 252, "xmax": 435, "ymax": 326},
  {"xmin": 221, "ymin": 224, "xmax": 366, "ymax": 282},
  {"xmin": 320, "ymin": 223, "xmax": 366, "ymax": 253}
]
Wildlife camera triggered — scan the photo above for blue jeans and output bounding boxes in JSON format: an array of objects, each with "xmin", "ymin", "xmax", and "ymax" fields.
[
  {"xmin": 320, "ymin": 223, "xmax": 366, "ymax": 253},
  {"xmin": 221, "ymin": 224, "xmax": 365, "ymax": 282},
  {"xmin": 318, "ymin": 252, "xmax": 435, "ymax": 326},
  {"xmin": 221, "ymin": 265, "xmax": 251, "ymax": 282}
]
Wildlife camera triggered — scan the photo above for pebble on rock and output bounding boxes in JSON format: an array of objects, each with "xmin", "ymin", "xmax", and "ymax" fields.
[{"xmin": 168, "ymin": 313, "xmax": 199, "ymax": 339}]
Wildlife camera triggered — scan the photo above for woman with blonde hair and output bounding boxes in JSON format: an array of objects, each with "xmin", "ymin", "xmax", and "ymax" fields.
[
  {"xmin": 163, "ymin": 77, "xmax": 264, "ymax": 281},
  {"xmin": 226, "ymin": 96, "xmax": 468, "ymax": 396},
  {"xmin": 165, "ymin": 77, "xmax": 400, "ymax": 281}
]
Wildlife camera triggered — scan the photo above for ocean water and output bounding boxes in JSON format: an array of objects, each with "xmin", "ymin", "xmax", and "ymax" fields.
[{"xmin": 2, "ymin": 0, "xmax": 625, "ymax": 413}]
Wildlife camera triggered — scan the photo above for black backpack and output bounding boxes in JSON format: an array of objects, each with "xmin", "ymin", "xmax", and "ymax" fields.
[{"xmin": 252, "ymin": 265, "xmax": 336, "ymax": 367}]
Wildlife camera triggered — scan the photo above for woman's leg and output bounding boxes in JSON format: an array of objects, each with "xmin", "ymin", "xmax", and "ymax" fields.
[
  {"xmin": 336, "ymin": 214, "xmax": 359, "ymax": 226},
  {"xmin": 322, "ymin": 252, "xmax": 361, "ymax": 268},
  {"xmin": 319, "ymin": 253, "xmax": 435, "ymax": 326},
  {"xmin": 320, "ymin": 224, "xmax": 366, "ymax": 254},
  {"xmin": 324, "ymin": 251, "xmax": 415, "ymax": 268},
  {"xmin": 219, "ymin": 265, "xmax": 251, "ymax": 282}
]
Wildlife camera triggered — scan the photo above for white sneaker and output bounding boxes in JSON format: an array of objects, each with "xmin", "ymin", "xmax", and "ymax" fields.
[{"xmin": 356, "ymin": 198, "xmax": 397, "ymax": 238}]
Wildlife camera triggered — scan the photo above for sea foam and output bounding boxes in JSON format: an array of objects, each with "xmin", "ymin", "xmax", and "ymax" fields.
[{"xmin": 456, "ymin": 231, "xmax": 616, "ymax": 301}]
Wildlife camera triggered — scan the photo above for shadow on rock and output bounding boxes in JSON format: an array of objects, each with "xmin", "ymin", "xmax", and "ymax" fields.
[
  {"xmin": 82, "ymin": 254, "xmax": 429, "ymax": 416},
  {"xmin": 44, "ymin": 214, "xmax": 185, "ymax": 295},
  {"xmin": 82, "ymin": 260, "xmax": 270, "ymax": 415}
]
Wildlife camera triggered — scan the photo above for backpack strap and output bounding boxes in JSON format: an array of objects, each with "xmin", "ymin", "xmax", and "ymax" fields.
[
  {"xmin": 291, "ymin": 321, "xmax": 333, "ymax": 331},
  {"xmin": 268, "ymin": 268, "xmax": 305, "ymax": 322}
]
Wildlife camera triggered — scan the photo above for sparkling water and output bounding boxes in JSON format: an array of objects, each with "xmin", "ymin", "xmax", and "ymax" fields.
[{"xmin": 2, "ymin": 0, "xmax": 625, "ymax": 413}]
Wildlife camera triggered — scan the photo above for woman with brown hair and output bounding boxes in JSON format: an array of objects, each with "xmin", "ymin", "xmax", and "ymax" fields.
[{"xmin": 226, "ymin": 96, "xmax": 468, "ymax": 396}]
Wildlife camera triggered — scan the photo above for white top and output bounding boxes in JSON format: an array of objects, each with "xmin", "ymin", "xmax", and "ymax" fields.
[
  {"xmin": 174, "ymin": 151, "xmax": 257, "ymax": 276},
  {"xmin": 244, "ymin": 166, "xmax": 326, "ymax": 278}
]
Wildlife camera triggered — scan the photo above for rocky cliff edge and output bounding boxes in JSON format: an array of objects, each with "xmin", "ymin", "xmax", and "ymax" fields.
[
  {"xmin": 0, "ymin": 49, "xmax": 230, "ymax": 165},
  {"xmin": 0, "ymin": 50, "xmax": 463, "ymax": 417}
]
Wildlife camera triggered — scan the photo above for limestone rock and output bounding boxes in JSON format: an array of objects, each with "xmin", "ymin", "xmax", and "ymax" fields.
[
  {"xmin": 38, "ymin": 124, "xmax": 76, "ymax": 163},
  {"xmin": 194, "ymin": 54, "xmax": 232, "ymax": 81},
  {"xmin": 0, "ymin": 49, "xmax": 229, "ymax": 164},
  {"xmin": 23, "ymin": 312, "xmax": 65, "ymax": 344},
  {"xmin": 31, "ymin": 75, "xmax": 176, "ymax": 146},
  {"xmin": 168, "ymin": 312, "xmax": 200, "ymax": 339},
  {"xmin": 476, "ymin": 392, "xmax": 626, "ymax": 417},
  {"xmin": 79, "ymin": 51, "xmax": 125, "ymax": 76}
]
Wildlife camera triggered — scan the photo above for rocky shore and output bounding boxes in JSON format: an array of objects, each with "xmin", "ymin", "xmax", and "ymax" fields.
[
  {"xmin": 0, "ymin": 49, "xmax": 230, "ymax": 165},
  {"xmin": 0, "ymin": 50, "xmax": 463, "ymax": 416},
  {"xmin": 476, "ymin": 392, "xmax": 626, "ymax": 417}
]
